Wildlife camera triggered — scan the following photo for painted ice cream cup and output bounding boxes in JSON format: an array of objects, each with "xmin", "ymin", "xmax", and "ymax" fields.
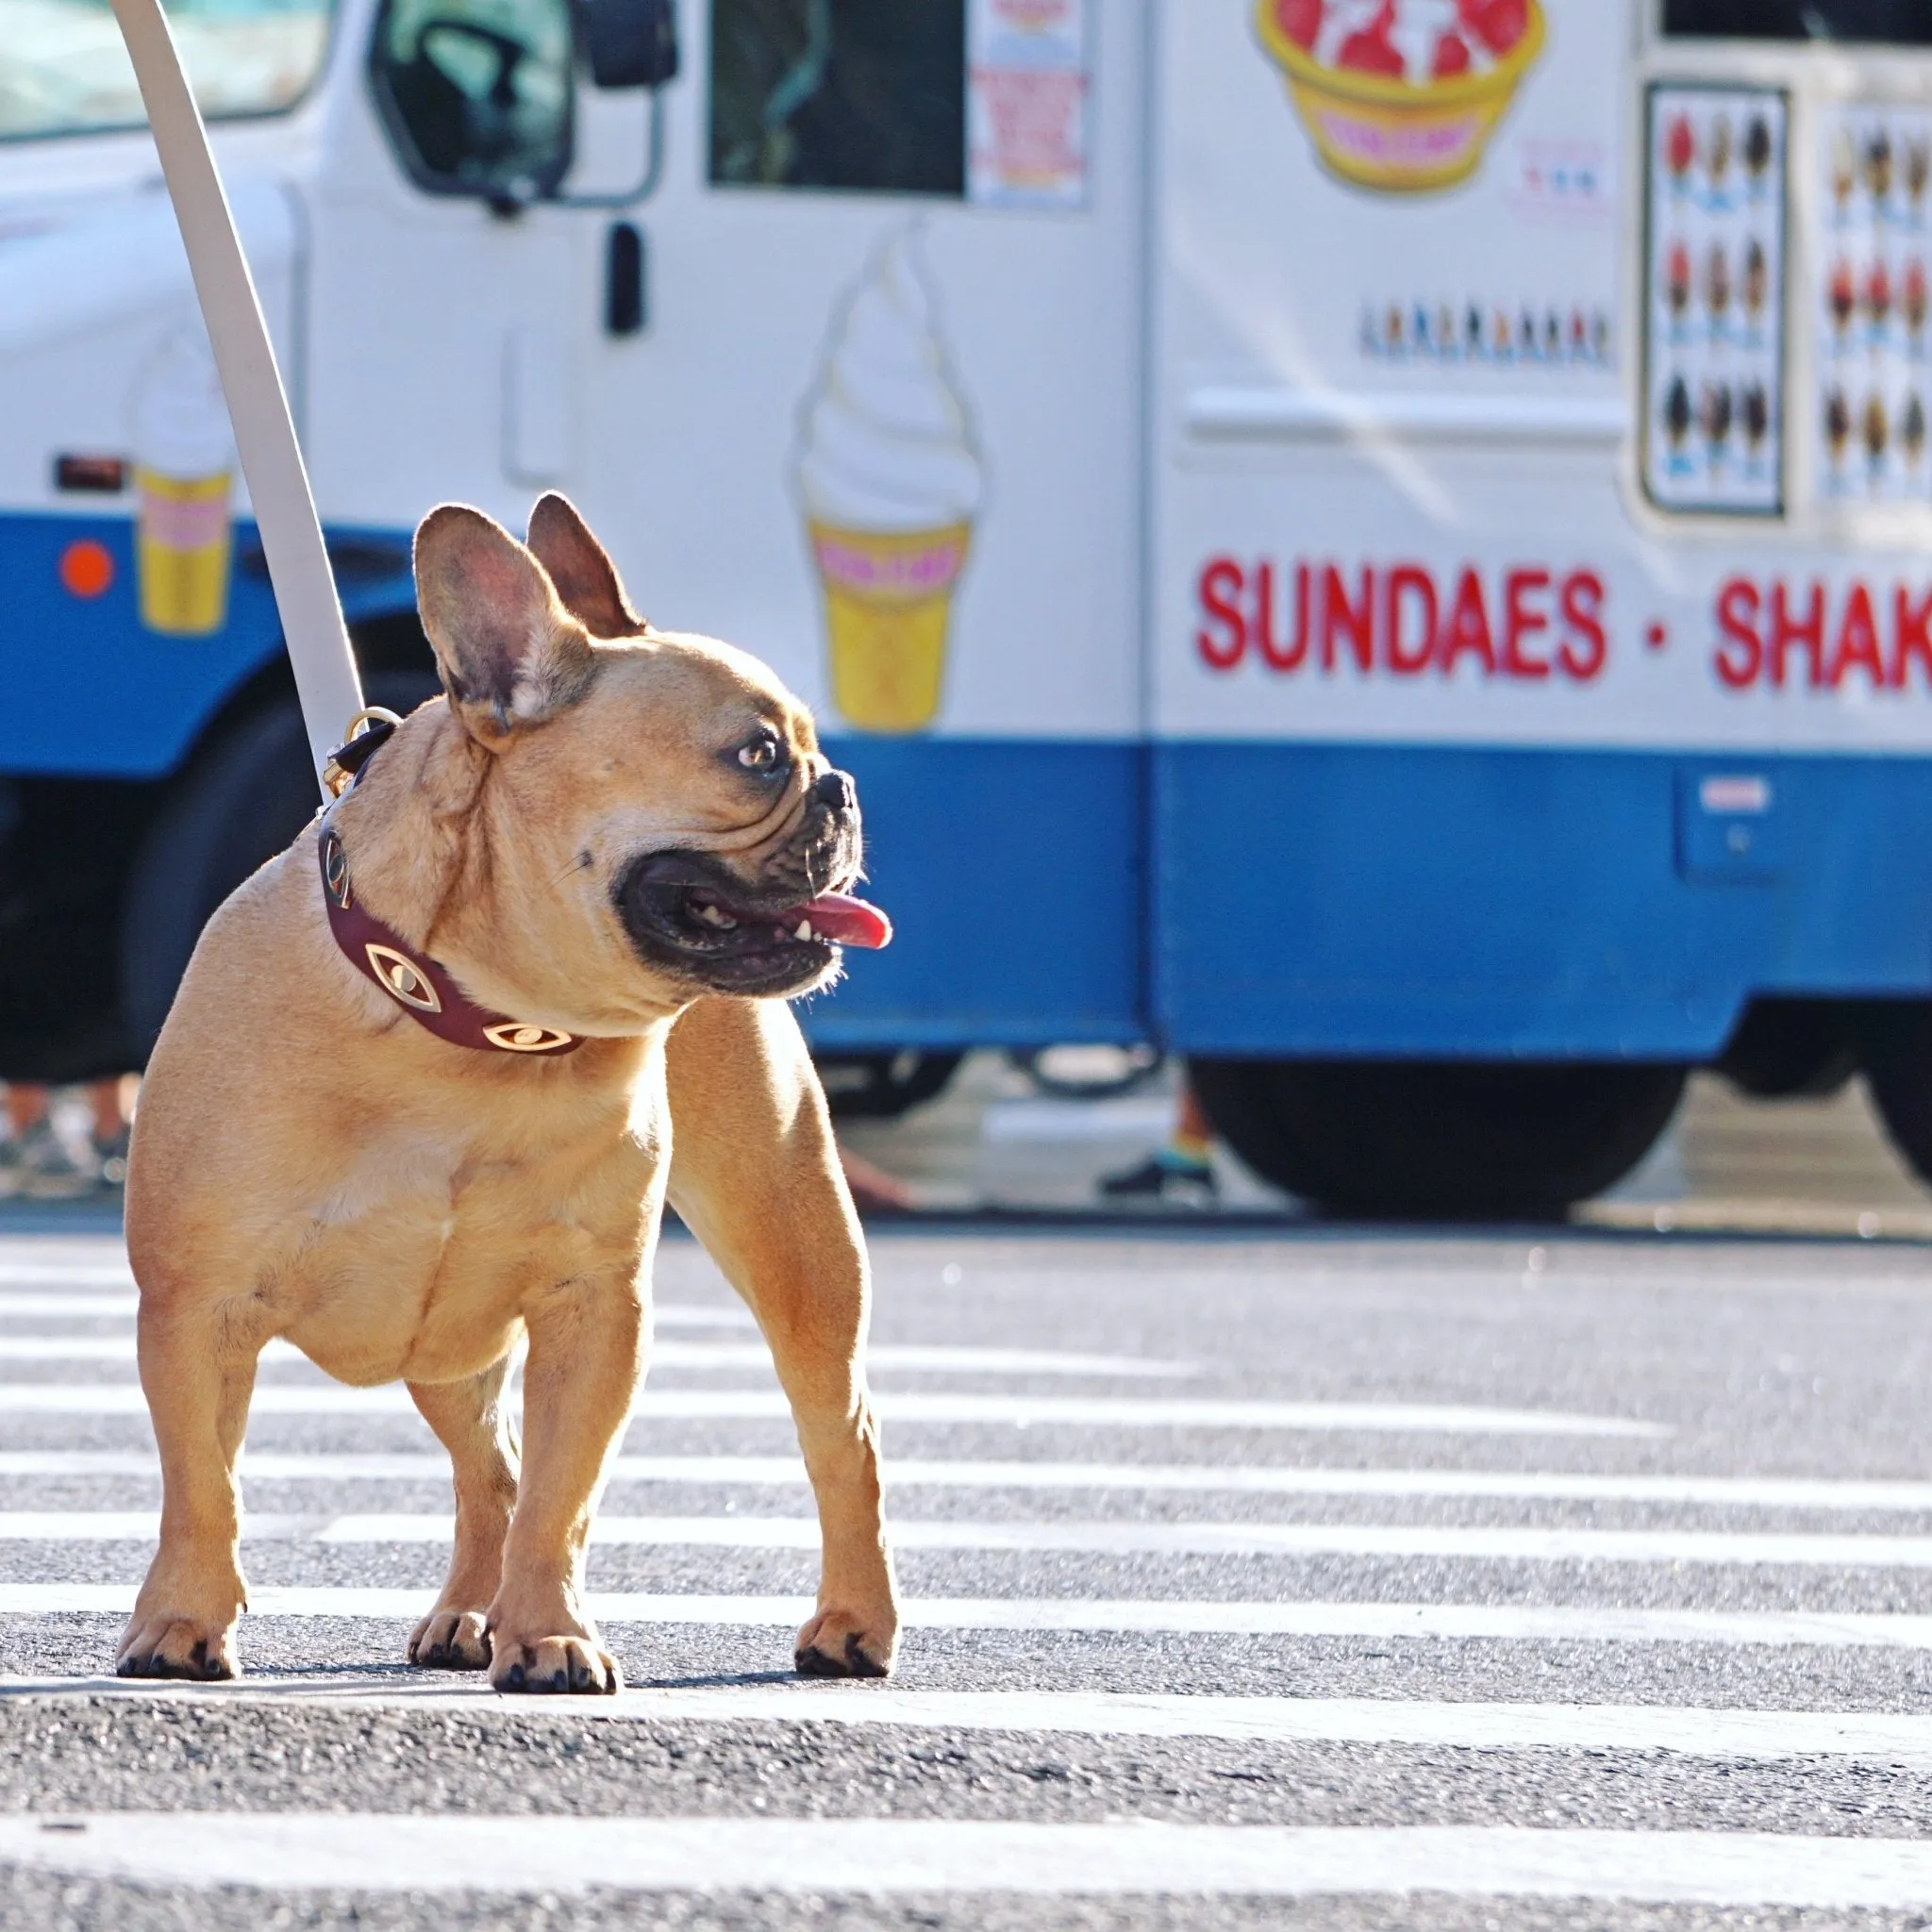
[{"xmin": 1255, "ymin": 0, "xmax": 1546, "ymax": 195}]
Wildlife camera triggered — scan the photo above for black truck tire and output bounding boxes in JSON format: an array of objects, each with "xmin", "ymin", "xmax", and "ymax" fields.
[
  {"xmin": 1716, "ymin": 997, "xmax": 1860, "ymax": 1100},
  {"xmin": 120, "ymin": 678, "xmax": 436, "ymax": 1062},
  {"xmin": 1854, "ymin": 1001, "xmax": 1932, "ymax": 1188},
  {"xmin": 1189, "ymin": 1057, "xmax": 1687, "ymax": 1220}
]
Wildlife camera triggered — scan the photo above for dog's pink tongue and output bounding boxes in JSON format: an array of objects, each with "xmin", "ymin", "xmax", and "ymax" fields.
[{"xmin": 802, "ymin": 892, "xmax": 892, "ymax": 949}]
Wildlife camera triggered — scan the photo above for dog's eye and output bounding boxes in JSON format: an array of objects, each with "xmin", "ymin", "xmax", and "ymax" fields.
[{"xmin": 736, "ymin": 733, "xmax": 784, "ymax": 774}]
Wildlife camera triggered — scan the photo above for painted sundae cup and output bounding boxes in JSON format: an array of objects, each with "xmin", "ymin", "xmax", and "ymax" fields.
[
  {"xmin": 130, "ymin": 327, "xmax": 234, "ymax": 637},
  {"xmin": 1254, "ymin": 0, "xmax": 1546, "ymax": 194},
  {"xmin": 793, "ymin": 225, "xmax": 984, "ymax": 734}
]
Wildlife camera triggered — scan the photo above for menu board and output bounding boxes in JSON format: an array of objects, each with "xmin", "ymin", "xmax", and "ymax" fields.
[
  {"xmin": 1815, "ymin": 105, "xmax": 1932, "ymax": 507},
  {"xmin": 1641, "ymin": 84, "xmax": 1788, "ymax": 518},
  {"xmin": 967, "ymin": 0, "xmax": 1090, "ymax": 211}
]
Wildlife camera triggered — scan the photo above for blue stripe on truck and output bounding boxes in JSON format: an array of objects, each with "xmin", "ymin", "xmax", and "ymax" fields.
[{"xmin": 1154, "ymin": 740, "xmax": 1932, "ymax": 1060}]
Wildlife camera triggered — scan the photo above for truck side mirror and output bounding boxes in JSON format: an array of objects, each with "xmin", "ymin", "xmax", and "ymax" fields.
[{"xmin": 576, "ymin": 0, "xmax": 679, "ymax": 90}]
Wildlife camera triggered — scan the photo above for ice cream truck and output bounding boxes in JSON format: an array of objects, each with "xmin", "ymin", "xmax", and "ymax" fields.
[{"xmin": 7, "ymin": 0, "xmax": 1932, "ymax": 1216}]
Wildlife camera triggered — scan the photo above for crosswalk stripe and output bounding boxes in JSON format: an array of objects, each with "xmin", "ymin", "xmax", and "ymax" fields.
[
  {"xmin": 0, "ymin": 1384, "xmax": 1671, "ymax": 1434},
  {"xmin": 12, "ymin": 1681, "xmax": 1932, "ymax": 1766},
  {"xmin": 0, "ymin": 1449, "xmax": 1924, "ymax": 1514},
  {"xmin": 0, "ymin": 1294, "xmax": 757, "ymax": 1328},
  {"xmin": 0, "ymin": 1337, "xmax": 1193, "ymax": 1377},
  {"xmin": 9, "ymin": 1585, "xmax": 1932, "ymax": 1649},
  {"xmin": 13, "ymin": 1510, "xmax": 1932, "ymax": 1565},
  {"xmin": 3, "ymin": 1814, "xmax": 1931, "ymax": 1904},
  {"xmin": 0, "ymin": 1264, "xmax": 134, "ymax": 1288}
]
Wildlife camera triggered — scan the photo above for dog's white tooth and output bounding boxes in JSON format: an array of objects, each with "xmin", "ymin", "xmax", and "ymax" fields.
[{"xmin": 794, "ymin": 920, "xmax": 813, "ymax": 941}]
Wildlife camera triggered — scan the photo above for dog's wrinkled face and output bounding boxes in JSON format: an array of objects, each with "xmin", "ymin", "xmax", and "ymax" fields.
[
  {"xmin": 603, "ymin": 677, "xmax": 887, "ymax": 998},
  {"xmin": 413, "ymin": 496, "xmax": 889, "ymax": 1014}
]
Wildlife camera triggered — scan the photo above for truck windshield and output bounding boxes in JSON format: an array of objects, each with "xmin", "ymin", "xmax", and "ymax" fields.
[
  {"xmin": 1662, "ymin": 0, "xmax": 1932, "ymax": 42},
  {"xmin": 0, "ymin": 0, "xmax": 335, "ymax": 142}
]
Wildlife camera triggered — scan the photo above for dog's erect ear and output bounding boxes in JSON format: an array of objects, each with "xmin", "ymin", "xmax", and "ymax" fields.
[
  {"xmin": 414, "ymin": 504, "xmax": 595, "ymax": 746},
  {"xmin": 525, "ymin": 492, "xmax": 645, "ymax": 640}
]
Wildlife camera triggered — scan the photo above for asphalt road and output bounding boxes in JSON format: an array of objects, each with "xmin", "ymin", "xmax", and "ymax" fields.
[{"xmin": 8, "ymin": 1223, "xmax": 1932, "ymax": 1926}]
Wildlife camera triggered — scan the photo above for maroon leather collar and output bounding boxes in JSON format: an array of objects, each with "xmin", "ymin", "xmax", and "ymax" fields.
[{"xmin": 316, "ymin": 726, "xmax": 582, "ymax": 1058}]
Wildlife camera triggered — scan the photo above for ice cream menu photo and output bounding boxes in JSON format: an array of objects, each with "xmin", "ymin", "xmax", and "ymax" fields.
[
  {"xmin": 1816, "ymin": 105, "xmax": 1932, "ymax": 508},
  {"xmin": 1641, "ymin": 84, "xmax": 1788, "ymax": 520}
]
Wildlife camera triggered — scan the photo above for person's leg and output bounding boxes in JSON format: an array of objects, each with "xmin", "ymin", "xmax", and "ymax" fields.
[
  {"xmin": 5, "ymin": 1082, "xmax": 46, "ymax": 1137},
  {"xmin": 1099, "ymin": 1076, "xmax": 1219, "ymax": 1205},
  {"xmin": 2, "ymin": 1084, "xmax": 92, "ymax": 1199},
  {"xmin": 88, "ymin": 1077, "xmax": 131, "ymax": 1187}
]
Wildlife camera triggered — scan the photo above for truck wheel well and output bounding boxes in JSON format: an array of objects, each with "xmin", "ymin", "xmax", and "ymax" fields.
[{"xmin": 0, "ymin": 610, "xmax": 437, "ymax": 1081}]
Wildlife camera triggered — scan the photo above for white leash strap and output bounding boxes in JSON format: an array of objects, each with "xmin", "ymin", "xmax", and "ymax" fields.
[{"xmin": 110, "ymin": 0, "xmax": 365, "ymax": 792}]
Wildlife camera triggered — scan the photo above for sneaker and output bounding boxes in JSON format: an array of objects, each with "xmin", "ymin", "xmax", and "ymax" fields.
[
  {"xmin": 1099, "ymin": 1152, "xmax": 1219, "ymax": 1207},
  {"xmin": 92, "ymin": 1125, "xmax": 132, "ymax": 1190},
  {"xmin": 8, "ymin": 1117, "xmax": 95, "ymax": 1199}
]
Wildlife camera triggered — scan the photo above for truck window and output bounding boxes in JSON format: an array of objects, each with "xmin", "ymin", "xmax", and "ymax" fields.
[
  {"xmin": 0, "ymin": 0, "xmax": 335, "ymax": 140},
  {"xmin": 1661, "ymin": 0, "xmax": 1932, "ymax": 42},
  {"xmin": 709, "ymin": 0, "xmax": 966, "ymax": 196},
  {"xmin": 369, "ymin": 0, "xmax": 573, "ymax": 201}
]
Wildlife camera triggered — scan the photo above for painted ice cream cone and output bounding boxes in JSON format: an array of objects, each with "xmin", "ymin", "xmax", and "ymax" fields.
[
  {"xmin": 131, "ymin": 328, "xmax": 235, "ymax": 636},
  {"xmin": 793, "ymin": 226, "xmax": 984, "ymax": 733}
]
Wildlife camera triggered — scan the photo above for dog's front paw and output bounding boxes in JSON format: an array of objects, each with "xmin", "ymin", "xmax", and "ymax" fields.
[
  {"xmin": 489, "ymin": 1633, "xmax": 620, "ymax": 1695},
  {"xmin": 795, "ymin": 1604, "xmax": 897, "ymax": 1679},
  {"xmin": 116, "ymin": 1611, "xmax": 240, "ymax": 1682},
  {"xmin": 408, "ymin": 1607, "xmax": 491, "ymax": 1671}
]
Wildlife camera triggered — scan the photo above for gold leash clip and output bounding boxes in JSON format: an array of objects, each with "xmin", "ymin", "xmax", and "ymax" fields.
[{"xmin": 322, "ymin": 706, "xmax": 405, "ymax": 798}]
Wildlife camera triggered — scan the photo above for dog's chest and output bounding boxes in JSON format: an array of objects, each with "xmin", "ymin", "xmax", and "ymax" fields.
[{"xmin": 282, "ymin": 1106, "xmax": 661, "ymax": 1385}]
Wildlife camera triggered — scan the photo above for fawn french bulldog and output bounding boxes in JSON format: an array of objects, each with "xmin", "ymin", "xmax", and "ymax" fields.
[{"xmin": 117, "ymin": 494, "xmax": 898, "ymax": 1691}]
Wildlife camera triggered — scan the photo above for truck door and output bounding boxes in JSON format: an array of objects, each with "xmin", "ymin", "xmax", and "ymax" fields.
[
  {"xmin": 302, "ymin": 0, "xmax": 589, "ymax": 547},
  {"xmin": 572, "ymin": 0, "xmax": 1148, "ymax": 1050}
]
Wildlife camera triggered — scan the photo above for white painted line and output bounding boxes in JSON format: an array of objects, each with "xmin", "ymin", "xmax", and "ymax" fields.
[
  {"xmin": 304, "ymin": 1516, "xmax": 1932, "ymax": 1564},
  {"xmin": 0, "ymin": 1384, "xmax": 1669, "ymax": 1435},
  {"xmin": 24, "ymin": 1679, "xmax": 1932, "ymax": 1770},
  {"xmin": 0, "ymin": 1296, "xmax": 139, "ymax": 1318},
  {"xmin": 0, "ymin": 1264, "xmax": 133, "ymax": 1288},
  {"xmin": 0, "ymin": 1336, "xmax": 1190, "ymax": 1378},
  {"xmin": 7, "ymin": 1450, "xmax": 1932, "ymax": 1517},
  {"xmin": 9, "ymin": 1814, "xmax": 1932, "ymax": 1904},
  {"xmin": 11, "ymin": 1510, "xmax": 1932, "ymax": 1566},
  {"xmin": 0, "ymin": 1295, "xmax": 755, "ymax": 1329},
  {"xmin": 12, "ymin": 1585, "xmax": 1932, "ymax": 1650},
  {"xmin": 0, "ymin": 1514, "xmax": 311, "ymax": 1542}
]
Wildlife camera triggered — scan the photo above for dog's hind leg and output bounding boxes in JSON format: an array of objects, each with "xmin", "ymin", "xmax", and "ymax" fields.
[
  {"xmin": 665, "ymin": 996, "xmax": 899, "ymax": 1679},
  {"xmin": 117, "ymin": 1298, "xmax": 259, "ymax": 1680},
  {"xmin": 406, "ymin": 1357, "xmax": 520, "ymax": 1671}
]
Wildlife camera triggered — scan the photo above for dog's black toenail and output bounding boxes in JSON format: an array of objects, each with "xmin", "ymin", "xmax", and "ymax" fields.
[
  {"xmin": 506, "ymin": 1662, "xmax": 525, "ymax": 1689},
  {"xmin": 844, "ymin": 1633, "xmax": 888, "ymax": 1678},
  {"xmin": 550, "ymin": 1669, "xmax": 568, "ymax": 1691},
  {"xmin": 795, "ymin": 1646, "xmax": 840, "ymax": 1678}
]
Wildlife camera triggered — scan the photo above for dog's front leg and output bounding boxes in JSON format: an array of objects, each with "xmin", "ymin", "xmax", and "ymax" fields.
[
  {"xmin": 406, "ymin": 1357, "xmax": 520, "ymax": 1671},
  {"xmin": 667, "ymin": 997, "xmax": 899, "ymax": 1678},
  {"xmin": 487, "ymin": 1276, "xmax": 642, "ymax": 1694},
  {"xmin": 118, "ymin": 1298, "xmax": 259, "ymax": 1680}
]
